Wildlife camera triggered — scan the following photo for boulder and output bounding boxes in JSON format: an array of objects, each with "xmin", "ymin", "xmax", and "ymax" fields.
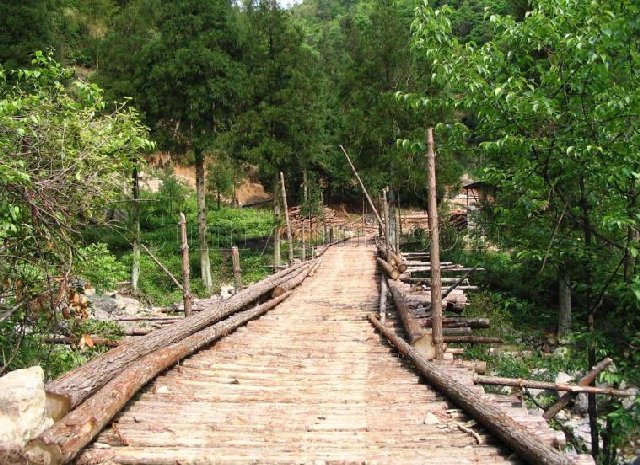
[{"xmin": 0, "ymin": 367, "xmax": 53, "ymax": 450}]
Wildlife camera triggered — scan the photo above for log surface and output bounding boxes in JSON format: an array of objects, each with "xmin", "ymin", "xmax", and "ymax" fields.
[{"xmin": 28, "ymin": 239, "xmax": 590, "ymax": 465}]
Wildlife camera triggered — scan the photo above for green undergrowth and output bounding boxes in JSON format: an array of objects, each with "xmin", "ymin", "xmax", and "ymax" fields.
[{"xmin": 80, "ymin": 176, "xmax": 277, "ymax": 306}]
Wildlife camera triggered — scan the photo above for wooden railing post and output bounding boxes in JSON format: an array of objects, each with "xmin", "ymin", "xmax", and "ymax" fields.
[
  {"xmin": 426, "ymin": 128, "xmax": 443, "ymax": 359},
  {"xmin": 231, "ymin": 246, "xmax": 242, "ymax": 294},
  {"xmin": 179, "ymin": 213, "xmax": 192, "ymax": 316},
  {"xmin": 280, "ymin": 172, "xmax": 294, "ymax": 265}
]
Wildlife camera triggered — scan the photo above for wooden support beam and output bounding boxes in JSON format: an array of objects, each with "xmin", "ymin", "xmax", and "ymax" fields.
[
  {"xmin": 178, "ymin": 213, "xmax": 192, "ymax": 316},
  {"xmin": 475, "ymin": 374, "xmax": 633, "ymax": 397},
  {"xmin": 368, "ymin": 314, "xmax": 571, "ymax": 465},
  {"xmin": 379, "ymin": 276, "xmax": 388, "ymax": 323},
  {"xmin": 543, "ymin": 358, "xmax": 612, "ymax": 420},
  {"xmin": 231, "ymin": 246, "xmax": 242, "ymax": 294},
  {"xmin": 279, "ymin": 172, "xmax": 294, "ymax": 265},
  {"xmin": 339, "ymin": 145, "xmax": 383, "ymax": 227},
  {"xmin": 443, "ymin": 336, "xmax": 502, "ymax": 344},
  {"xmin": 426, "ymin": 128, "xmax": 443, "ymax": 360},
  {"xmin": 140, "ymin": 243, "xmax": 182, "ymax": 291}
]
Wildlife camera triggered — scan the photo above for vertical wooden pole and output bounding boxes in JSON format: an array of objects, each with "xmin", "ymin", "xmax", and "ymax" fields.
[
  {"xmin": 361, "ymin": 195, "xmax": 365, "ymax": 238},
  {"xmin": 131, "ymin": 167, "xmax": 141, "ymax": 293},
  {"xmin": 301, "ymin": 220, "xmax": 306, "ymax": 261},
  {"xmin": 426, "ymin": 128, "xmax": 443, "ymax": 359},
  {"xmin": 379, "ymin": 276, "xmax": 388, "ymax": 323},
  {"xmin": 274, "ymin": 199, "xmax": 281, "ymax": 269},
  {"xmin": 382, "ymin": 188, "xmax": 391, "ymax": 252},
  {"xmin": 280, "ymin": 172, "xmax": 294, "ymax": 265},
  {"xmin": 179, "ymin": 213, "xmax": 193, "ymax": 316},
  {"xmin": 231, "ymin": 246, "xmax": 242, "ymax": 294}
]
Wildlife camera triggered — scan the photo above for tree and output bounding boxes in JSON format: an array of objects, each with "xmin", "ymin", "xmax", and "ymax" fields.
[
  {"xmin": 0, "ymin": 0, "xmax": 53, "ymax": 68},
  {"xmin": 98, "ymin": 0, "xmax": 246, "ymax": 294},
  {"xmin": 232, "ymin": 0, "xmax": 326, "ymax": 199},
  {"xmin": 408, "ymin": 0, "xmax": 640, "ymax": 460},
  {"xmin": 0, "ymin": 52, "xmax": 151, "ymax": 332}
]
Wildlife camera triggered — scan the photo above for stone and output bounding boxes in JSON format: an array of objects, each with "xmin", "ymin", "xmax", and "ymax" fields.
[
  {"xmin": 423, "ymin": 412, "xmax": 440, "ymax": 425},
  {"xmin": 220, "ymin": 285, "xmax": 235, "ymax": 300},
  {"xmin": 0, "ymin": 366, "xmax": 53, "ymax": 449},
  {"xmin": 622, "ymin": 387, "xmax": 638, "ymax": 410},
  {"xmin": 574, "ymin": 393, "xmax": 589, "ymax": 414},
  {"xmin": 555, "ymin": 371, "xmax": 574, "ymax": 385}
]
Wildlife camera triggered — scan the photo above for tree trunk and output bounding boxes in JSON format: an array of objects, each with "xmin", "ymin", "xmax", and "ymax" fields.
[
  {"xmin": 195, "ymin": 147, "xmax": 213, "ymax": 293},
  {"xmin": 369, "ymin": 314, "xmax": 571, "ymax": 465},
  {"xmin": 26, "ymin": 294, "xmax": 291, "ymax": 465},
  {"xmin": 45, "ymin": 261, "xmax": 310, "ymax": 417},
  {"xmin": 558, "ymin": 270, "xmax": 571, "ymax": 339},
  {"xmin": 426, "ymin": 128, "xmax": 443, "ymax": 360},
  {"xmin": 131, "ymin": 168, "xmax": 141, "ymax": 293}
]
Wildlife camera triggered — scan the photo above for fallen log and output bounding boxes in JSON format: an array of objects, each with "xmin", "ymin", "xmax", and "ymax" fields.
[
  {"xmin": 474, "ymin": 374, "xmax": 634, "ymax": 397},
  {"xmin": 443, "ymin": 336, "xmax": 503, "ymax": 344},
  {"xmin": 25, "ymin": 293, "xmax": 291, "ymax": 465},
  {"xmin": 45, "ymin": 260, "xmax": 311, "ymax": 419},
  {"xmin": 44, "ymin": 337, "xmax": 119, "ymax": 348},
  {"xmin": 543, "ymin": 358, "xmax": 613, "ymax": 420},
  {"xmin": 271, "ymin": 262, "xmax": 319, "ymax": 298},
  {"xmin": 417, "ymin": 317, "xmax": 491, "ymax": 329},
  {"xmin": 387, "ymin": 280, "xmax": 439, "ymax": 359},
  {"xmin": 368, "ymin": 314, "xmax": 571, "ymax": 465},
  {"xmin": 378, "ymin": 246, "xmax": 407, "ymax": 273},
  {"xmin": 441, "ymin": 327, "xmax": 472, "ymax": 336},
  {"xmin": 376, "ymin": 257, "xmax": 399, "ymax": 280}
]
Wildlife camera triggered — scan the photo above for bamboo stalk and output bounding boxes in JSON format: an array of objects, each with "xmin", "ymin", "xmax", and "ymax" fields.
[
  {"xmin": 279, "ymin": 172, "xmax": 294, "ymax": 265},
  {"xmin": 339, "ymin": 145, "xmax": 383, "ymax": 227}
]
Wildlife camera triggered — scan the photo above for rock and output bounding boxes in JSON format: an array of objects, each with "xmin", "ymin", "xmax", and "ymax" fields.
[
  {"xmin": 574, "ymin": 393, "xmax": 589, "ymax": 414},
  {"xmin": 0, "ymin": 367, "xmax": 53, "ymax": 449},
  {"xmin": 220, "ymin": 285, "xmax": 235, "ymax": 299},
  {"xmin": 556, "ymin": 410, "xmax": 569, "ymax": 421},
  {"xmin": 555, "ymin": 371, "xmax": 574, "ymax": 385},
  {"xmin": 423, "ymin": 412, "xmax": 440, "ymax": 425},
  {"xmin": 622, "ymin": 387, "xmax": 638, "ymax": 409}
]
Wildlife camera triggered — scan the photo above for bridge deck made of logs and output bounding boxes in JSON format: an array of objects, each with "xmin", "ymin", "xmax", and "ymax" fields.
[{"xmin": 73, "ymin": 240, "xmax": 591, "ymax": 465}]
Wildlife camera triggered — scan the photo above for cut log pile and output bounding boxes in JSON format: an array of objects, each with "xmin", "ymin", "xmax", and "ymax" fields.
[{"xmin": 22, "ymin": 242, "xmax": 337, "ymax": 465}]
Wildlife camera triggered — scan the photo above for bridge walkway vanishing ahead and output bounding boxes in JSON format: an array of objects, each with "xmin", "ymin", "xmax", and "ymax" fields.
[{"xmin": 76, "ymin": 239, "xmax": 581, "ymax": 465}]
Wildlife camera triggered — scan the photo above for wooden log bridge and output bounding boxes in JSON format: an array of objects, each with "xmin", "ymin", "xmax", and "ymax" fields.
[{"xmin": 19, "ymin": 239, "xmax": 594, "ymax": 465}]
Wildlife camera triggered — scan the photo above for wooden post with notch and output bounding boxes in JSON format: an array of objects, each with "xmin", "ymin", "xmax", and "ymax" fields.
[
  {"xmin": 274, "ymin": 199, "xmax": 281, "ymax": 268},
  {"xmin": 301, "ymin": 219, "xmax": 306, "ymax": 261},
  {"xmin": 426, "ymin": 128, "xmax": 443, "ymax": 359},
  {"xmin": 382, "ymin": 188, "xmax": 391, "ymax": 252},
  {"xmin": 179, "ymin": 213, "xmax": 192, "ymax": 316},
  {"xmin": 280, "ymin": 172, "xmax": 294, "ymax": 265},
  {"xmin": 231, "ymin": 246, "xmax": 242, "ymax": 294}
]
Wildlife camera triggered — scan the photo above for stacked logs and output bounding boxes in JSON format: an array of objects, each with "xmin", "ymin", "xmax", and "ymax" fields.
[
  {"xmin": 23, "ymin": 247, "xmax": 332, "ymax": 465},
  {"xmin": 376, "ymin": 244, "xmax": 407, "ymax": 280}
]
